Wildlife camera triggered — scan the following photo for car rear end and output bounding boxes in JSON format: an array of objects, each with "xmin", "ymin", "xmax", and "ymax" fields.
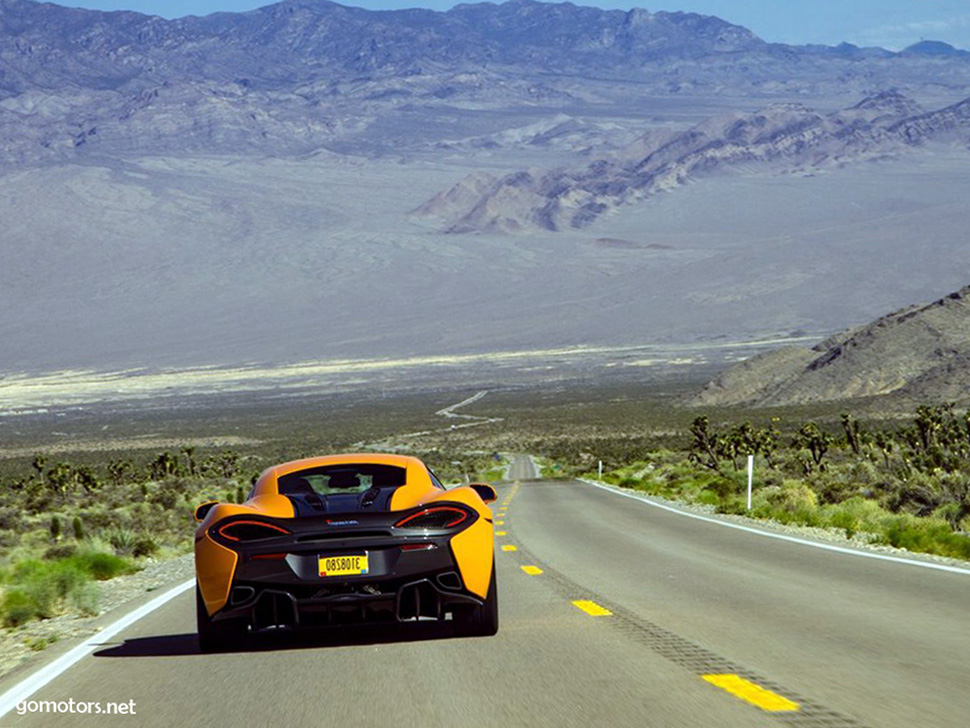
[{"xmin": 200, "ymin": 504, "xmax": 487, "ymax": 632}]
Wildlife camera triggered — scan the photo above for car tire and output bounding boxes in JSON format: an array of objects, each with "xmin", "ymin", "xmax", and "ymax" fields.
[
  {"xmin": 196, "ymin": 585, "xmax": 248, "ymax": 653},
  {"xmin": 454, "ymin": 562, "xmax": 498, "ymax": 637}
]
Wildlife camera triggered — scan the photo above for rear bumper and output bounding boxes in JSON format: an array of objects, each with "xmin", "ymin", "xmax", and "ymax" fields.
[
  {"xmin": 208, "ymin": 534, "xmax": 484, "ymax": 630},
  {"xmin": 219, "ymin": 576, "xmax": 483, "ymax": 631}
]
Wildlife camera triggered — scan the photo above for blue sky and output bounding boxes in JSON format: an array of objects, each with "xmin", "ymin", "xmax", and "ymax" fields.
[{"xmin": 62, "ymin": 0, "xmax": 970, "ymax": 51}]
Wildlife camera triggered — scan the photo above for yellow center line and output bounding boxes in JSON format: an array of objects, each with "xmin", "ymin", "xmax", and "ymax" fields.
[
  {"xmin": 572, "ymin": 600, "xmax": 612, "ymax": 617},
  {"xmin": 520, "ymin": 565, "xmax": 543, "ymax": 575},
  {"xmin": 495, "ymin": 531, "xmax": 507, "ymax": 536},
  {"xmin": 501, "ymin": 545, "xmax": 518, "ymax": 552},
  {"xmin": 702, "ymin": 675, "xmax": 800, "ymax": 713},
  {"xmin": 495, "ymin": 520, "xmax": 505, "ymax": 525}
]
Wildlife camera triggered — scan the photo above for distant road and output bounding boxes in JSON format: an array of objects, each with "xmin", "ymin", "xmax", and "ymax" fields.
[{"xmin": 4, "ymin": 455, "xmax": 969, "ymax": 727}]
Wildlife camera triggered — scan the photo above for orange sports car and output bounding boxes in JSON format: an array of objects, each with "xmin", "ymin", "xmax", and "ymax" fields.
[{"xmin": 193, "ymin": 453, "xmax": 497, "ymax": 651}]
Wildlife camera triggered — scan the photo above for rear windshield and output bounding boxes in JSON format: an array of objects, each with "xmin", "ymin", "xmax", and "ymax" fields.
[{"xmin": 278, "ymin": 464, "xmax": 406, "ymax": 496}]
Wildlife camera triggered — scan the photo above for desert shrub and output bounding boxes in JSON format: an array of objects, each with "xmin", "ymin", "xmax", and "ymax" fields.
[
  {"xmin": 26, "ymin": 635, "xmax": 60, "ymax": 651},
  {"xmin": 1, "ymin": 588, "xmax": 38, "ymax": 627},
  {"xmin": 822, "ymin": 507, "xmax": 859, "ymax": 538},
  {"xmin": 71, "ymin": 550, "xmax": 137, "ymax": 580},
  {"xmin": 750, "ymin": 481, "xmax": 819, "ymax": 526},
  {"xmin": 146, "ymin": 476, "xmax": 193, "ymax": 511},
  {"xmin": 694, "ymin": 490, "xmax": 720, "ymax": 507},
  {"xmin": 716, "ymin": 496, "xmax": 749, "ymax": 515},
  {"xmin": 703, "ymin": 469, "xmax": 747, "ymax": 501},
  {"xmin": 935, "ymin": 503, "xmax": 969, "ymax": 532},
  {"xmin": 70, "ymin": 581, "xmax": 100, "ymax": 616},
  {"xmin": 24, "ymin": 491, "xmax": 52, "ymax": 515},
  {"xmin": 43, "ymin": 544, "xmax": 78, "ymax": 560},
  {"xmin": 76, "ymin": 506, "xmax": 127, "ymax": 532},
  {"xmin": 132, "ymin": 534, "xmax": 159, "ymax": 559},
  {"xmin": 884, "ymin": 471, "xmax": 942, "ymax": 515},
  {"xmin": 8, "ymin": 559, "xmax": 88, "ymax": 620},
  {"xmin": 847, "ymin": 459, "xmax": 880, "ymax": 485},
  {"xmin": 0, "ymin": 508, "xmax": 22, "ymax": 531},
  {"xmin": 106, "ymin": 527, "xmax": 136, "ymax": 555},
  {"xmin": 878, "ymin": 516, "xmax": 970, "ymax": 559}
]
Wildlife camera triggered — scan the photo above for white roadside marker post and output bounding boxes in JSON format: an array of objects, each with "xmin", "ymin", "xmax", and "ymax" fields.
[
  {"xmin": 747, "ymin": 454, "xmax": 754, "ymax": 510},
  {"xmin": 598, "ymin": 460, "xmax": 603, "ymax": 479}
]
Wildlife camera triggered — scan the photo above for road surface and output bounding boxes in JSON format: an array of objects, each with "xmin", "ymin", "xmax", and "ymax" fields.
[{"xmin": 3, "ymin": 455, "xmax": 969, "ymax": 727}]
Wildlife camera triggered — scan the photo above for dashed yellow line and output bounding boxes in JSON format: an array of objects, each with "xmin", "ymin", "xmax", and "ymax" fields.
[
  {"xmin": 500, "ymin": 482, "xmax": 520, "ymax": 508},
  {"xmin": 520, "ymin": 565, "xmax": 543, "ymax": 575},
  {"xmin": 572, "ymin": 600, "xmax": 612, "ymax": 617},
  {"xmin": 495, "ymin": 520, "xmax": 505, "ymax": 525},
  {"xmin": 501, "ymin": 544, "xmax": 518, "ymax": 552},
  {"xmin": 702, "ymin": 675, "xmax": 800, "ymax": 712},
  {"xmin": 495, "ymin": 531, "xmax": 507, "ymax": 536}
]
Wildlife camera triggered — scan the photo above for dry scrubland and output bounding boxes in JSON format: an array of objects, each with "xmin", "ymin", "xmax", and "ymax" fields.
[
  {"xmin": 2, "ymin": 382, "xmax": 969, "ymax": 635},
  {"xmin": 404, "ymin": 386, "xmax": 970, "ymax": 560},
  {"xmin": 0, "ymin": 390, "xmax": 507, "ymax": 632}
]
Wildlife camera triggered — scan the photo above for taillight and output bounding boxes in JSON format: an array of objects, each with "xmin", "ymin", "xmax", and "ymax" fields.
[
  {"xmin": 217, "ymin": 521, "xmax": 290, "ymax": 542},
  {"xmin": 395, "ymin": 507, "xmax": 469, "ymax": 530}
]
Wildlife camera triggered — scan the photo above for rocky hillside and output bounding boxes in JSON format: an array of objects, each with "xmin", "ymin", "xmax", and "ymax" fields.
[
  {"xmin": 692, "ymin": 285, "xmax": 970, "ymax": 407},
  {"xmin": 414, "ymin": 90, "xmax": 970, "ymax": 233}
]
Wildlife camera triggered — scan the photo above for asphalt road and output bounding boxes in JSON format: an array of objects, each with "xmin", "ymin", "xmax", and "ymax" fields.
[{"xmin": 4, "ymin": 455, "xmax": 970, "ymax": 728}]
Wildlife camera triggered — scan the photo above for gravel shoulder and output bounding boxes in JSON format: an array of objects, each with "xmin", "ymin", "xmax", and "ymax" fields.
[{"xmin": 0, "ymin": 553, "xmax": 194, "ymax": 682}]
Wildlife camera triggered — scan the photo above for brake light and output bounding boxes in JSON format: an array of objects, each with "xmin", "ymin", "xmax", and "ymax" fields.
[
  {"xmin": 395, "ymin": 507, "xmax": 469, "ymax": 529},
  {"xmin": 217, "ymin": 521, "xmax": 290, "ymax": 542}
]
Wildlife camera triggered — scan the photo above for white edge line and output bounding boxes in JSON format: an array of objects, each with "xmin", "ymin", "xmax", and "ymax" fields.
[
  {"xmin": 579, "ymin": 479, "xmax": 970, "ymax": 577},
  {"xmin": 0, "ymin": 578, "xmax": 195, "ymax": 719}
]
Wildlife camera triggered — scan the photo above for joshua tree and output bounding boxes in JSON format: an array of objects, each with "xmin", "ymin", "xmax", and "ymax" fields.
[
  {"xmin": 75, "ymin": 465, "xmax": 102, "ymax": 493},
  {"xmin": 108, "ymin": 459, "xmax": 133, "ymax": 486},
  {"xmin": 31, "ymin": 455, "xmax": 48, "ymax": 484},
  {"xmin": 181, "ymin": 446, "xmax": 198, "ymax": 477},
  {"xmin": 218, "ymin": 451, "xmax": 239, "ymax": 479},
  {"xmin": 150, "ymin": 451, "xmax": 178, "ymax": 480},
  {"xmin": 47, "ymin": 462, "xmax": 75, "ymax": 494},
  {"xmin": 841, "ymin": 413, "xmax": 863, "ymax": 455},
  {"xmin": 793, "ymin": 423, "xmax": 834, "ymax": 473}
]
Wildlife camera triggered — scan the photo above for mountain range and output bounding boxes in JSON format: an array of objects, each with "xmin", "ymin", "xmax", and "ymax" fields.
[
  {"xmin": 414, "ymin": 90, "xmax": 970, "ymax": 233},
  {"xmin": 3, "ymin": 0, "xmax": 970, "ymax": 164},
  {"xmin": 2, "ymin": 0, "xmax": 970, "ymax": 378}
]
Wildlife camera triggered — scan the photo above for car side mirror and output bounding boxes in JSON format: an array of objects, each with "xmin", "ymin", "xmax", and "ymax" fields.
[
  {"xmin": 194, "ymin": 501, "xmax": 219, "ymax": 522},
  {"xmin": 468, "ymin": 483, "xmax": 497, "ymax": 504}
]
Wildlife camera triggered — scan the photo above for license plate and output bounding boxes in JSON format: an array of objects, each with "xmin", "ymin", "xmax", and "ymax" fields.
[{"xmin": 318, "ymin": 553, "xmax": 369, "ymax": 577}]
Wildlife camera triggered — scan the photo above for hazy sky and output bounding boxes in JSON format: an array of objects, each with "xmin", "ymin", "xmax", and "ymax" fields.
[{"xmin": 62, "ymin": 0, "xmax": 970, "ymax": 51}]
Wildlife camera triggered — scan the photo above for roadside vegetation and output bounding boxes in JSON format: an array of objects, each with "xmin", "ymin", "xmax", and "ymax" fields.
[
  {"xmin": 0, "ymin": 393, "xmax": 507, "ymax": 631},
  {"xmin": 534, "ymin": 404, "xmax": 970, "ymax": 561}
]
